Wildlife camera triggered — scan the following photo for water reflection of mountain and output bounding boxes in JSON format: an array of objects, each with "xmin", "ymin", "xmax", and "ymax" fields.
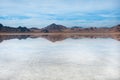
[
  {"xmin": 0, "ymin": 34, "xmax": 120, "ymax": 43},
  {"xmin": 0, "ymin": 35, "xmax": 30, "ymax": 43}
]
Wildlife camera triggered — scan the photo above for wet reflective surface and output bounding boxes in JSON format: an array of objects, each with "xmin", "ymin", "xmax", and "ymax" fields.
[
  {"xmin": 0, "ymin": 34, "xmax": 120, "ymax": 80},
  {"xmin": 0, "ymin": 34, "xmax": 120, "ymax": 43}
]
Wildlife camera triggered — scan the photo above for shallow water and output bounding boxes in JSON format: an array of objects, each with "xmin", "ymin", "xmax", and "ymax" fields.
[{"xmin": 0, "ymin": 35, "xmax": 120, "ymax": 80}]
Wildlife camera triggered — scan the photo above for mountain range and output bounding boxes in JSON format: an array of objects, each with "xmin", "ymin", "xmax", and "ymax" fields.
[{"xmin": 0, "ymin": 23, "xmax": 120, "ymax": 33}]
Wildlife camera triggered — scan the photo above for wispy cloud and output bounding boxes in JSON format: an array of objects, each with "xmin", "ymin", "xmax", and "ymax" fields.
[{"xmin": 0, "ymin": 0, "xmax": 120, "ymax": 27}]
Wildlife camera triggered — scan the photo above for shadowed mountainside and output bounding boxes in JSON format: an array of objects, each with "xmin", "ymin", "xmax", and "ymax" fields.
[
  {"xmin": 41, "ymin": 23, "xmax": 67, "ymax": 33},
  {"xmin": 0, "ymin": 23, "xmax": 30, "ymax": 33}
]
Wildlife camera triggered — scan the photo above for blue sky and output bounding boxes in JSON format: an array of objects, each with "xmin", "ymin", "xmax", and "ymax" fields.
[{"xmin": 0, "ymin": 0, "xmax": 120, "ymax": 28}]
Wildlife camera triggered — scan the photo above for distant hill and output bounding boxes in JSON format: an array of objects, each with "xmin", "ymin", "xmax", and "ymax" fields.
[
  {"xmin": 111, "ymin": 25, "xmax": 120, "ymax": 32},
  {"xmin": 41, "ymin": 23, "xmax": 67, "ymax": 33},
  {"xmin": 0, "ymin": 23, "xmax": 30, "ymax": 33},
  {"xmin": 0, "ymin": 23, "xmax": 120, "ymax": 33}
]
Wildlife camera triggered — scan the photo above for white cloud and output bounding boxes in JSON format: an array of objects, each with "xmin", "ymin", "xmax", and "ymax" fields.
[
  {"xmin": 0, "ymin": 0, "xmax": 120, "ymax": 27},
  {"xmin": 0, "ymin": 0, "xmax": 119, "ymax": 15}
]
